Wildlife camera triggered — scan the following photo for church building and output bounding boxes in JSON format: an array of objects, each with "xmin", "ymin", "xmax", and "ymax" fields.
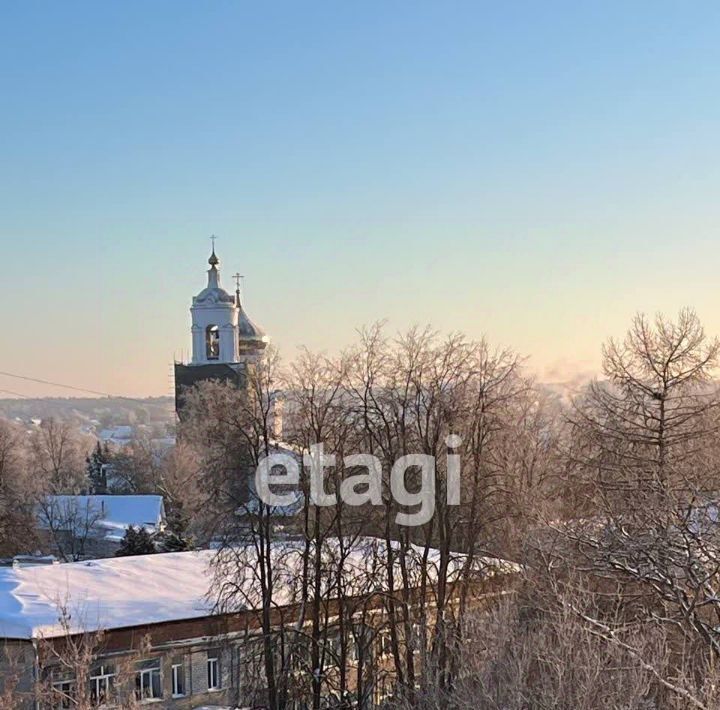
[{"xmin": 174, "ymin": 246, "xmax": 267, "ymax": 416}]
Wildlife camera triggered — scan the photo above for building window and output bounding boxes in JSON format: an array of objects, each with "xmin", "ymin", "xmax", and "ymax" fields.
[
  {"xmin": 135, "ymin": 659, "xmax": 162, "ymax": 701},
  {"xmin": 323, "ymin": 631, "xmax": 341, "ymax": 666},
  {"xmin": 207, "ymin": 652, "xmax": 221, "ymax": 690},
  {"xmin": 171, "ymin": 659, "xmax": 186, "ymax": 697},
  {"xmin": 206, "ymin": 325, "xmax": 220, "ymax": 360},
  {"xmin": 378, "ymin": 629, "xmax": 393, "ymax": 657},
  {"xmin": 410, "ymin": 622, "xmax": 425, "ymax": 651},
  {"xmin": 374, "ymin": 676, "xmax": 392, "ymax": 706},
  {"xmin": 351, "ymin": 624, "xmax": 370, "ymax": 662},
  {"xmin": 242, "ymin": 638, "xmax": 266, "ymax": 685},
  {"xmin": 51, "ymin": 679, "xmax": 75, "ymax": 709},
  {"xmin": 89, "ymin": 664, "xmax": 115, "ymax": 705}
]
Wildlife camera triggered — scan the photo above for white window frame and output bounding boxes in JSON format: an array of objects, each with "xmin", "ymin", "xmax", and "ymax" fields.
[
  {"xmin": 89, "ymin": 664, "xmax": 116, "ymax": 705},
  {"xmin": 171, "ymin": 660, "xmax": 186, "ymax": 698},
  {"xmin": 207, "ymin": 654, "xmax": 221, "ymax": 690},
  {"xmin": 378, "ymin": 628, "xmax": 393, "ymax": 657},
  {"xmin": 135, "ymin": 659, "xmax": 162, "ymax": 701},
  {"xmin": 351, "ymin": 624, "xmax": 370, "ymax": 662},
  {"xmin": 51, "ymin": 678, "xmax": 74, "ymax": 709},
  {"xmin": 323, "ymin": 632, "xmax": 341, "ymax": 666}
]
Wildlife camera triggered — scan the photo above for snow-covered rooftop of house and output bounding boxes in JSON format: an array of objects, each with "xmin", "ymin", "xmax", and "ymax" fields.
[
  {"xmin": 38, "ymin": 495, "xmax": 166, "ymax": 541},
  {"xmin": 97, "ymin": 425, "xmax": 135, "ymax": 447},
  {"xmin": 0, "ymin": 538, "xmax": 519, "ymax": 640}
]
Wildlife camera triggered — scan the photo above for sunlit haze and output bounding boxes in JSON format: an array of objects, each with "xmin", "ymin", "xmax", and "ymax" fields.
[{"xmin": 2, "ymin": 1, "xmax": 720, "ymax": 396}]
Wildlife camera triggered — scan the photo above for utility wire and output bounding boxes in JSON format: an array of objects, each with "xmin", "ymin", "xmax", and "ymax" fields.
[
  {"xmin": 0, "ymin": 370, "xmax": 116, "ymax": 397},
  {"xmin": 0, "ymin": 370, "xmax": 173, "ymax": 410},
  {"xmin": 0, "ymin": 388, "xmax": 96, "ymax": 413}
]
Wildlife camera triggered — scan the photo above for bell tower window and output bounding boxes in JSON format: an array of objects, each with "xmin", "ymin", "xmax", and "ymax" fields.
[{"xmin": 206, "ymin": 325, "xmax": 220, "ymax": 360}]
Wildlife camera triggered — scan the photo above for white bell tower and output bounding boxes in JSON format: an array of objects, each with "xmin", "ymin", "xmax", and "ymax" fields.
[
  {"xmin": 190, "ymin": 245, "xmax": 240, "ymax": 364},
  {"xmin": 175, "ymin": 241, "xmax": 269, "ymax": 417}
]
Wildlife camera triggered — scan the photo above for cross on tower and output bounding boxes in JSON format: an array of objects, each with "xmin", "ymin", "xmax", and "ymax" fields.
[
  {"xmin": 210, "ymin": 234, "xmax": 218, "ymax": 250},
  {"xmin": 233, "ymin": 273, "xmax": 244, "ymax": 305}
]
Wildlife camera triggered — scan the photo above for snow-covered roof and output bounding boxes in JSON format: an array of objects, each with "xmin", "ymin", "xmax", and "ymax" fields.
[
  {"xmin": 38, "ymin": 495, "xmax": 166, "ymax": 542},
  {"xmin": 0, "ymin": 538, "xmax": 519, "ymax": 640},
  {"xmin": 98, "ymin": 425, "xmax": 133, "ymax": 442},
  {"xmin": 0, "ymin": 550, "xmax": 213, "ymax": 640}
]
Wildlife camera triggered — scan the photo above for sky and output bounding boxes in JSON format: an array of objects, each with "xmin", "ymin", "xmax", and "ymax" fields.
[{"xmin": 2, "ymin": 1, "xmax": 720, "ymax": 397}]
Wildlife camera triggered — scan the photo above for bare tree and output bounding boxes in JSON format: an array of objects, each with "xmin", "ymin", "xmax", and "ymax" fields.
[
  {"xmin": 180, "ymin": 326, "xmax": 563, "ymax": 707},
  {"xmin": 343, "ymin": 324, "xmax": 541, "ymax": 703},
  {"xmin": 404, "ymin": 561, "xmax": 720, "ymax": 710},
  {"xmin": 105, "ymin": 435, "xmax": 161, "ymax": 494},
  {"xmin": 30, "ymin": 418, "xmax": 91, "ymax": 494},
  {"xmin": 154, "ymin": 438, "xmax": 202, "ymax": 545},
  {"xmin": 34, "ymin": 608, "xmax": 143, "ymax": 710},
  {"xmin": 181, "ymin": 347, "xmax": 299, "ymax": 708},
  {"xmin": 283, "ymin": 346, "xmax": 363, "ymax": 710},
  {"xmin": 565, "ymin": 309, "xmax": 720, "ymax": 662},
  {"xmin": 37, "ymin": 496, "xmax": 104, "ymax": 562},
  {"xmin": 0, "ymin": 418, "xmax": 39, "ymax": 556}
]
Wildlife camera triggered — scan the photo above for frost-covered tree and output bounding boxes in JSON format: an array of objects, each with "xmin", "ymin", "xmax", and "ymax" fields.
[
  {"xmin": 566, "ymin": 309, "xmax": 720, "ymax": 660},
  {"xmin": 0, "ymin": 417, "xmax": 39, "ymax": 555},
  {"xmin": 30, "ymin": 418, "xmax": 91, "ymax": 494}
]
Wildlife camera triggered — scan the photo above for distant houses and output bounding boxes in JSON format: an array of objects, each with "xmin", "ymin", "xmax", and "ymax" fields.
[
  {"xmin": 36, "ymin": 495, "xmax": 166, "ymax": 560},
  {"xmin": 97, "ymin": 424, "xmax": 134, "ymax": 446}
]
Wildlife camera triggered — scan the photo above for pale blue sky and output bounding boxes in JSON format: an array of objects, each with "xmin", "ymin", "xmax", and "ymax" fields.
[{"xmin": 2, "ymin": 2, "xmax": 720, "ymax": 396}]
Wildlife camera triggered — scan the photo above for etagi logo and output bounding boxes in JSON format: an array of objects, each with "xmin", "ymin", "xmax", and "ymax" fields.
[{"xmin": 255, "ymin": 435, "xmax": 462, "ymax": 527}]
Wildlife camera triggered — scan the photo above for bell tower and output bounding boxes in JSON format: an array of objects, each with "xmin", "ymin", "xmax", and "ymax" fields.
[
  {"xmin": 174, "ymin": 243, "xmax": 268, "ymax": 417},
  {"xmin": 189, "ymin": 245, "xmax": 239, "ymax": 365}
]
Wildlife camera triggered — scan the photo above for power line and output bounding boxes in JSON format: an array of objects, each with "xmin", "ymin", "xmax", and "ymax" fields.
[
  {"xmin": 0, "ymin": 370, "xmax": 113, "ymax": 397},
  {"xmin": 0, "ymin": 370, "xmax": 173, "ymax": 410},
  {"xmin": 0, "ymin": 388, "xmax": 95, "ymax": 413}
]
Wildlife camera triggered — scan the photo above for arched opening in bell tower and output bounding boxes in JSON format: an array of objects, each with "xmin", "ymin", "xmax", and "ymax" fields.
[{"xmin": 205, "ymin": 325, "xmax": 220, "ymax": 360}]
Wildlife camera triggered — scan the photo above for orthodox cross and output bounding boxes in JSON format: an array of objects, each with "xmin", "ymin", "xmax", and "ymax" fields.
[{"xmin": 234, "ymin": 273, "xmax": 244, "ymax": 304}]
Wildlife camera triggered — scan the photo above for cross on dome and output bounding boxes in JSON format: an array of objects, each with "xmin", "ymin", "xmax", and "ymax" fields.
[
  {"xmin": 208, "ymin": 235, "xmax": 219, "ymax": 266},
  {"xmin": 233, "ymin": 273, "xmax": 244, "ymax": 306},
  {"xmin": 186, "ymin": 241, "xmax": 268, "ymax": 366}
]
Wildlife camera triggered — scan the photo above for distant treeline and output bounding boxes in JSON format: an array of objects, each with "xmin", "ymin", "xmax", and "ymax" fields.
[{"xmin": 0, "ymin": 396, "xmax": 174, "ymax": 426}]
